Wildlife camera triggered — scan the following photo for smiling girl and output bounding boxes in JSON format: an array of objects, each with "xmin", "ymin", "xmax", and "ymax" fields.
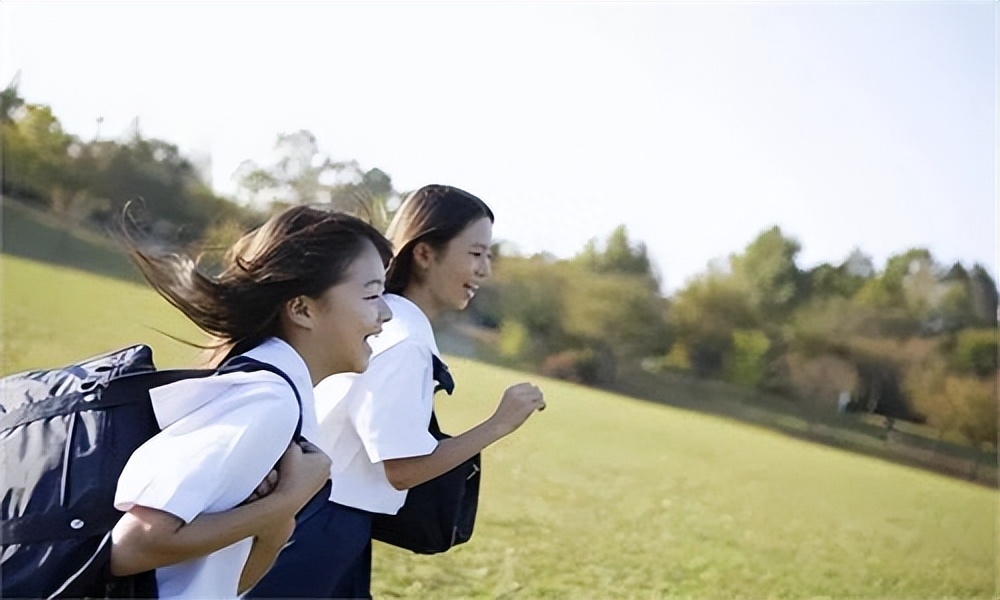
[
  {"xmin": 248, "ymin": 185, "xmax": 546, "ymax": 599},
  {"xmin": 109, "ymin": 205, "xmax": 393, "ymax": 598}
]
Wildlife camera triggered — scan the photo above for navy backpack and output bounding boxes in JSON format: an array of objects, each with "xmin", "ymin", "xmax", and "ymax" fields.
[
  {"xmin": 0, "ymin": 345, "xmax": 299, "ymax": 598},
  {"xmin": 370, "ymin": 356, "xmax": 481, "ymax": 555}
]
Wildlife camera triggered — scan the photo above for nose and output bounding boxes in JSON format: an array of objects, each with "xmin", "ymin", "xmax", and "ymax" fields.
[
  {"xmin": 477, "ymin": 254, "xmax": 492, "ymax": 279},
  {"xmin": 377, "ymin": 296, "xmax": 393, "ymax": 324}
]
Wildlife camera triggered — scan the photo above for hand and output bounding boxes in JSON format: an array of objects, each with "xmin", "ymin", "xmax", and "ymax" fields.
[
  {"xmin": 490, "ymin": 382, "xmax": 546, "ymax": 437},
  {"xmin": 243, "ymin": 437, "xmax": 326, "ymax": 506},
  {"xmin": 298, "ymin": 438, "xmax": 325, "ymax": 455},
  {"xmin": 273, "ymin": 442, "xmax": 331, "ymax": 504},
  {"xmin": 242, "ymin": 468, "xmax": 280, "ymax": 505}
]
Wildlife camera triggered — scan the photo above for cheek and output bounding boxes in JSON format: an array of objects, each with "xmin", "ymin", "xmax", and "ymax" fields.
[
  {"xmin": 354, "ymin": 301, "xmax": 379, "ymax": 333},
  {"xmin": 450, "ymin": 257, "xmax": 476, "ymax": 281}
]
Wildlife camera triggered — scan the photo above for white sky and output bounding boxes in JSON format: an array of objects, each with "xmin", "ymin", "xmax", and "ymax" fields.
[{"xmin": 1, "ymin": 1, "xmax": 996, "ymax": 293}]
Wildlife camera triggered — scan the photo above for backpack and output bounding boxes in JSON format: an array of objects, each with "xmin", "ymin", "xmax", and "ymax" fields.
[
  {"xmin": 0, "ymin": 344, "xmax": 301, "ymax": 599},
  {"xmin": 370, "ymin": 355, "xmax": 480, "ymax": 555}
]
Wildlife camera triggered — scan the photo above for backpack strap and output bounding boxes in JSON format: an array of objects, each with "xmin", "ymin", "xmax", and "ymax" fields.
[
  {"xmin": 428, "ymin": 355, "xmax": 455, "ymax": 441},
  {"xmin": 431, "ymin": 355, "xmax": 455, "ymax": 395},
  {"xmin": 217, "ymin": 356, "xmax": 304, "ymax": 441}
]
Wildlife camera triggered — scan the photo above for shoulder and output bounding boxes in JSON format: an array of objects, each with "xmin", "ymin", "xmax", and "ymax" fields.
[
  {"xmin": 150, "ymin": 368, "xmax": 299, "ymax": 432},
  {"xmin": 240, "ymin": 337, "xmax": 313, "ymax": 403},
  {"xmin": 204, "ymin": 371, "xmax": 300, "ymax": 428},
  {"xmin": 371, "ymin": 338, "xmax": 432, "ymax": 371}
]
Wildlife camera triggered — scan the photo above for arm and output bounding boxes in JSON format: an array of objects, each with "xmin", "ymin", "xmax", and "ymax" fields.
[
  {"xmin": 237, "ymin": 470, "xmax": 293, "ymax": 593},
  {"xmin": 382, "ymin": 382, "xmax": 545, "ymax": 490},
  {"xmin": 238, "ymin": 440, "xmax": 328, "ymax": 593},
  {"xmin": 237, "ymin": 516, "xmax": 295, "ymax": 593},
  {"xmin": 111, "ymin": 443, "xmax": 330, "ymax": 577}
]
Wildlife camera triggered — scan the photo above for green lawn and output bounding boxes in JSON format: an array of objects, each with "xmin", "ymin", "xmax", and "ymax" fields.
[
  {"xmin": 3, "ymin": 254, "xmax": 996, "ymax": 598},
  {"xmin": 1, "ymin": 255, "xmax": 204, "ymax": 375}
]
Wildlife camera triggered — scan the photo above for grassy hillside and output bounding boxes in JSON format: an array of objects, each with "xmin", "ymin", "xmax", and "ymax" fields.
[
  {"xmin": 419, "ymin": 358, "xmax": 996, "ymax": 598},
  {"xmin": 1, "ymin": 255, "xmax": 205, "ymax": 374},
  {"xmin": 1, "ymin": 199, "xmax": 139, "ymax": 283},
  {"xmin": 1, "ymin": 253, "xmax": 996, "ymax": 598}
]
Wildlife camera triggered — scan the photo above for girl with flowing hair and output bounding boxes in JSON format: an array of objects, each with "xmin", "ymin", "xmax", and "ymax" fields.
[{"xmin": 109, "ymin": 204, "xmax": 393, "ymax": 598}]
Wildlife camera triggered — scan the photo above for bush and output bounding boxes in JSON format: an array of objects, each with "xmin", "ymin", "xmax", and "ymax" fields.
[
  {"xmin": 724, "ymin": 329, "xmax": 771, "ymax": 389},
  {"xmin": 950, "ymin": 328, "xmax": 997, "ymax": 376},
  {"xmin": 782, "ymin": 352, "xmax": 858, "ymax": 414},
  {"xmin": 642, "ymin": 343, "xmax": 691, "ymax": 373},
  {"xmin": 686, "ymin": 330, "xmax": 732, "ymax": 377},
  {"xmin": 540, "ymin": 346, "xmax": 615, "ymax": 385},
  {"xmin": 498, "ymin": 320, "xmax": 530, "ymax": 362},
  {"xmin": 541, "ymin": 349, "xmax": 591, "ymax": 383}
]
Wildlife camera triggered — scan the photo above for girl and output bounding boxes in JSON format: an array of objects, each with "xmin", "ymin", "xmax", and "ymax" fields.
[
  {"xmin": 248, "ymin": 185, "xmax": 546, "ymax": 599},
  {"xmin": 109, "ymin": 205, "xmax": 394, "ymax": 598}
]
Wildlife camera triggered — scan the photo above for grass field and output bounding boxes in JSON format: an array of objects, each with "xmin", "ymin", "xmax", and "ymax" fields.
[{"xmin": 2, "ymin": 252, "xmax": 997, "ymax": 599}]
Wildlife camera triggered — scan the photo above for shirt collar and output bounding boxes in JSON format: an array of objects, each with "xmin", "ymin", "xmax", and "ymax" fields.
[
  {"xmin": 371, "ymin": 293, "xmax": 441, "ymax": 358},
  {"xmin": 242, "ymin": 337, "xmax": 316, "ymax": 403}
]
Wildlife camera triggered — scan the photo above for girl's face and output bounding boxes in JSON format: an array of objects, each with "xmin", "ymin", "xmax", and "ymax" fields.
[
  {"xmin": 312, "ymin": 240, "xmax": 392, "ymax": 376},
  {"xmin": 420, "ymin": 217, "xmax": 493, "ymax": 314}
]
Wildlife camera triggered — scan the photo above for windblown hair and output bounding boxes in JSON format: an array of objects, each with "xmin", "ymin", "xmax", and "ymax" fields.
[
  {"xmin": 121, "ymin": 204, "xmax": 392, "ymax": 359},
  {"xmin": 384, "ymin": 184, "xmax": 494, "ymax": 295}
]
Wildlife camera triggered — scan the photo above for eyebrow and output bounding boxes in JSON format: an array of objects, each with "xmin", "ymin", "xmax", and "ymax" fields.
[
  {"xmin": 471, "ymin": 243, "xmax": 490, "ymax": 250},
  {"xmin": 364, "ymin": 278, "xmax": 385, "ymax": 288}
]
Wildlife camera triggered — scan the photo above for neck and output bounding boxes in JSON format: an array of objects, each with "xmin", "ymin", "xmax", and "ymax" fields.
[
  {"xmin": 401, "ymin": 284, "xmax": 442, "ymax": 321},
  {"xmin": 278, "ymin": 333, "xmax": 325, "ymax": 386}
]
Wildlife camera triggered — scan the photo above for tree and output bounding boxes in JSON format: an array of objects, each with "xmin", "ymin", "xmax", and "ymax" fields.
[
  {"xmin": 967, "ymin": 264, "xmax": 999, "ymax": 326},
  {"xmin": 328, "ymin": 167, "xmax": 400, "ymax": 231},
  {"xmin": 233, "ymin": 130, "xmax": 397, "ymax": 221},
  {"xmin": 1, "ymin": 102, "xmax": 76, "ymax": 204},
  {"xmin": 728, "ymin": 226, "xmax": 804, "ymax": 323},
  {"xmin": 669, "ymin": 268, "xmax": 750, "ymax": 377},
  {"xmin": 575, "ymin": 224, "xmax": 658, "ymax": 285},
  {"xmin": 804, "ymin": 249, "xmax": 872, "ymax": 301},
  {"xmin": 1, "ymin": 72, "xmax": 25, "ymax": 123}
]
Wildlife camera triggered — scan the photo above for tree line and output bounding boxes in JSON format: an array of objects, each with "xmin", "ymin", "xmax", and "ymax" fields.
[
  {"xmin": 2, "ymin": 78, "xmax": 996, "ymax": 453},
  {"xmin": 471, "ymin": 226, "xmax": 997, "ymax": 453}
]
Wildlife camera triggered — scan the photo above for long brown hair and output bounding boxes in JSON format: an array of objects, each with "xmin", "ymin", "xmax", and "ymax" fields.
[
  {"xmin": 384, "ymin": 184, "xmax": 494, "ymax": 295},
  {"xmin": 121, "ymin": 204, "xmax": 392, "ymax": 360}
]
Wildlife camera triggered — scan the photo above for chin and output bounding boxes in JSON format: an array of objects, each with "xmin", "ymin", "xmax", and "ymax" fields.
[{"xmin": 351, "ymin": 355, "xmax": 371, "ymax": 374}]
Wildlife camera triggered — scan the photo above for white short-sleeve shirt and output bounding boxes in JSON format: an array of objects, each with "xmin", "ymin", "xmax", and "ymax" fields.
[
  {"xmin": 314, "ymin": 294, "xmax": 440, "ymax": 514},
  {"xmin": 113, "ymin": 337, "xmax": 315, "ymax": 599}
]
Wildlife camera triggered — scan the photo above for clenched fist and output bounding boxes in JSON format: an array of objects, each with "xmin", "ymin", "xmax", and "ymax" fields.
[{"xmin": 490, "ymin": 382, "xmax": 546, "ymax": 437}]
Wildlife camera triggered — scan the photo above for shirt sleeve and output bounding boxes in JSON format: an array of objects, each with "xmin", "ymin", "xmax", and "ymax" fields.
[
  {"xmin": 114, "ymin": 375, "xmax": 299, "ymax": 523},
  {"xmin": 353, "ymin": 341, "xmax": 439, "ymax": 462}
]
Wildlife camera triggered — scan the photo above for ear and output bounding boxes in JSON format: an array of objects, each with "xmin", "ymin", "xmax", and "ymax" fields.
[
  {"xmin": 284, "ymin": 295, "xmax": 314, "ymax": 330},
  {"xmin": 411, "ymin": 241, "xmax": 437, "ymax": 271}
]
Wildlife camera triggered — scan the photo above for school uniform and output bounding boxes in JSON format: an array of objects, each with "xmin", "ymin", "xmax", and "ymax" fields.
[
  {"xmin": 113, "ymin": 337, "xmax": 316, "ymax": 600},
  {"xmin": 248, "ymin": 293, "xmax": 443, "ymax": 599}
]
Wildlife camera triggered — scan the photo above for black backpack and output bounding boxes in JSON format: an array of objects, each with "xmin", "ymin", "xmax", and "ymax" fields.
[
  {"xmin": 370, "ymin": 355, "xmax": 480, "ymax": 555},
  {"xmin": 0, "ymin": 345, "xmax": 300, "ymax": 599}
]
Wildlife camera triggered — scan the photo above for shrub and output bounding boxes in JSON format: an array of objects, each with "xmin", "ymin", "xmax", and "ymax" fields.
[
  {"xmin": 950, "ymin": 328, "xmax": 997, "ymax": 376},
  {"xmin": 540, "ymin": 348, "xmax": 594, "ymax": 384},
  {"xmin": 724, "ymin": 329, "xmax": 771, "ymax": 389}
]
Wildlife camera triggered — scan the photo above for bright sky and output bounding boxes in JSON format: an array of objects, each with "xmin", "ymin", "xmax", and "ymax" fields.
[{"xmin": 1, "ymin": 1, "xmax": 996, "ymax": 293}]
